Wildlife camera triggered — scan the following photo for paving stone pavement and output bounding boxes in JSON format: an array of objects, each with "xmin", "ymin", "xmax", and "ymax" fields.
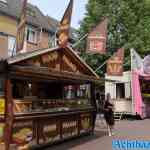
[{"xmin": 45, "ymin": 119, "xmax": 150, "ymax": 150}]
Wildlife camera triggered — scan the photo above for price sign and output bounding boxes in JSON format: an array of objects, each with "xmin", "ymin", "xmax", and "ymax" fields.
[{"xmin": 0, "ymin": 98, "xmax": 5, "ymax": 114}]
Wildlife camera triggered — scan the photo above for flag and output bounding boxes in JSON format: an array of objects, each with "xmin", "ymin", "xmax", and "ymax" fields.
[
  {"xmin": 107, "ymin": 48, "xmax": 124, "ymax": 76},
  {"xmin": 130, "ymin": 48, "xmax": 143, "ymax": 70},
  {"xmin": 86, "ymin": 18, "xmax": 108, "ymax": 54},
  {"xmin": 143, "ymin": 55, "xmax": 150, "ymax": 74},
  {"xmin": 16, "ymin": 0, "xmax": 27, "ymax": 52},
  {"xmin": 57, "ymin": 0, "xmax": 73, "ymax": 48}
]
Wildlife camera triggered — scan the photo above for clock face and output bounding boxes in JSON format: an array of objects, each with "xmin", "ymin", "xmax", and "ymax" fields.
[{"xmin": 143, "ymin": 55, "xmax": 150, "ymax": 74}]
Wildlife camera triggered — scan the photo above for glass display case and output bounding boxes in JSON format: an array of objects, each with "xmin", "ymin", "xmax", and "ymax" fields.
[{"xmin": 12, "ymin": 80, "xmax": 92, "ymax": 114}]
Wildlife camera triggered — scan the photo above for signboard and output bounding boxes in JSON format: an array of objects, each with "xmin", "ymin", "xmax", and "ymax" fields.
[
  {"xmin": 42, "ymin": 123, "xmax": 59, "ymax": 143},
  {"xmin": 0, "ymin": 123, "xmax": 5, "ymax": 150},
  {"xmin": 62, "ymin": 120, "xmax": 78, "ymax": 138},
  {"xmin": 80, "ymin": 113, "xmax": 92, "ymax": 133},
  {"xmin": 12, "ymin": 121, "xmax": 36, "ymax": 149},
  {"xmin": 0, "ymin": 98, "xmax": 5, "ymax": 114},
  {"xmin": 0, "ymin": 123, "xmax": 4, "ymax": 143}
]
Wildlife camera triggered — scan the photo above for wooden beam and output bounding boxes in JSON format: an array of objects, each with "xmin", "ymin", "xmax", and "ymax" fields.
[
  {"xmin": 4, "ymin": 79, "xmax": 14, "ymax": 150},
  {"xmin": 90, "ymin": 83, "xmax": 97, "ymax": 133},
  {"xmin": 10, "ymin": 65, "xmax": 99, "ymax": 83}
]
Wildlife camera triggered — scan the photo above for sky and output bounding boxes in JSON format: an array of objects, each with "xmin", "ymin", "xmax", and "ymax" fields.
[{"xmin": 28, "ymin": 0, "xmax": 88, "ymax": 29}]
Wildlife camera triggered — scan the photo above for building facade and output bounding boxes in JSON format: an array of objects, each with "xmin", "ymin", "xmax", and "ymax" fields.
[{"xmin": 0, "ymin": 0, "xmax": 76, "ymax": 59}]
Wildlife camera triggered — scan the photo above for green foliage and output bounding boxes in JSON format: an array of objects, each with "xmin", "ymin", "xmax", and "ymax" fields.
[{"xmin": 77, "ymin": 0, "xmax": 150, "ymax": 76}]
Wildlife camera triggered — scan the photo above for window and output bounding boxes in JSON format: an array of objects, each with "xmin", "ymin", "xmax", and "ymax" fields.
[
  {"xmin": 27, "ymin": 27, "xmax": 37, "ymax": 44},
  {"xmin": 27, "ymin": 7, "xmax": 36, "ymax": 17},
  {"xmin": 89, "ymin": 39, "xmax": 103, "ymax": 51},
  {"xmin": 48, "ymin": 35, "xmax": 55, "ymax": 48},
  {"xmin": 64, "ymin": 84, "xmax": 90, "ymax": 100},
  {"xmin": 8, "ymin": 36, "xmax": 16, "ymax": 57},
  {"xmin": 116, "ymin": 83, "xmax": 125, "ymax": 99},
  {"xmin": 0, "ymin": 78, "xmax": 4, "ymax": 96}
]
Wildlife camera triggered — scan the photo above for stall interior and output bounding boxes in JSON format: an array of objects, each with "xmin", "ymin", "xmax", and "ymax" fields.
[
  {"xmin": 12, "ymin": 79, "xmax": 92, "ymax": 114},
  {"xmin": 140, "ymin": 78, "xmax": 150, "ymax": 117}
]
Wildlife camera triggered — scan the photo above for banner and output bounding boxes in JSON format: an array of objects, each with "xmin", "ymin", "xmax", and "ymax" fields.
[
  {"xmin": 57, "ymin": 0, "xmax": 73, "ymax": 48},
  {"xmin": 107, "ymin": 48, "xmax": 124, "ymax": 76},
  {"xmin": 16, "ymin": 0, "xmax": 27, "ymax": 52},
  {"xmin": 143, "ymin": 55, "xmax": 150, "ymax": 74},
  {"xmin": 86, "ymin": 18, "xmax": 108, "ymax": 54},
  {"xmin": 130, "ymin": 48, "xmax": 143, "ymax": 70}
]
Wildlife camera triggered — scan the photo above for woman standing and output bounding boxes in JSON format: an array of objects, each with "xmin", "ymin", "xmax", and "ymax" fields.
[{"xmin": 104, "ymin": 93, "xmax": 115, "ymax": 136}]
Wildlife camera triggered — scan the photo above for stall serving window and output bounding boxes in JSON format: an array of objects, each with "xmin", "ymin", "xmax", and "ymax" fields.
[
  {"xmin": 64, "ymin": 84, "xmax": 91, "ymax": 108},
  {"xmin": 116, "ymin": 83, "xmax": 125, "ymax": 99},
  {"xmin": 12, "ymin": 80, "xmax": 92, "ymax": 114},
  {"xmin": 0, "ymin": 78, "xmax": 4, "ymax": 96},
  {"xmin": 140, "ymin": 79, "xmax": 150, "ymax": 100}
]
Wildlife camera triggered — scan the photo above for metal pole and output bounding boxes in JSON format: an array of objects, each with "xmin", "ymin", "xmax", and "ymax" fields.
[
  {"xmin": 72, "ymin": 33, "xmax": 88, "ymax": 48},
  {"xmin": 54, "ymin": 29, "xmax": 58, "ymax": 47},
  {"xmin": 95, "ymin": 60, "xmax": 107, "ymax": 72},
  {"xmin": 11, "ymin": 38, "xmax": 16, "ymax": 57},
  {"xmin": 130, "ymin": 48, "xmax": 134, "ymax": 115}
]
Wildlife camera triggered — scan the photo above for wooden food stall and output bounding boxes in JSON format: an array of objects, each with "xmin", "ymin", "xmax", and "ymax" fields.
[{"xmin": 0, "ymin": 46, "xmax": 99, "ymax": 150}]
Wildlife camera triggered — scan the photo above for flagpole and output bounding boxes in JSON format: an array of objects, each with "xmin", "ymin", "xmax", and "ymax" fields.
[
  {"xmin": 94, "ymin": 49, "xmax": 119, "ymax": 73},
  {"xmin": 130, "ymin": 48, "xmax": 135, "ymax": 115},
  {"xmin": 11, "ymin": 39, "xmax": 16, "ymax": 57},
  {"xmin": 95, "ymin": 60, "xmax": 107, "ymax": 72},
  {"xmin": 72, "ymin": 33, "xmax": 88, "ymax": 48},
  {"xmin": 54, "ymin": 29, "xmax": 58, "ymax": 47}
]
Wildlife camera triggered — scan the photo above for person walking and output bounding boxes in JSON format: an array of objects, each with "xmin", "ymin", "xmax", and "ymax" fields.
[
  {"xmin": 104, "ymin": 93, "xmax": 115, "ymax": 136},
  {"xmin": 96, "ymin": 93, "xmax": 105, "ymax": 126}
]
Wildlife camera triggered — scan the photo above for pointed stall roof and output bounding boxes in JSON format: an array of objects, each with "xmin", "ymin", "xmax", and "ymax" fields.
[{"xmin": 7, "ymin": 46, "xmax": 100, "ymax": 80}]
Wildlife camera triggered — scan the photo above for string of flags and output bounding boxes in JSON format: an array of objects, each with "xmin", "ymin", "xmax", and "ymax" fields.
[{"xmin": 86, "ymin": 17, "xmax": 125, "ymax": 76}]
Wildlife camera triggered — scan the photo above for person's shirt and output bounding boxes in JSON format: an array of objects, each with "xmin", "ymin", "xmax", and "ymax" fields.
[{"xmin": 104, "ymin": 101, "xmax": 113, "ymax": 113}]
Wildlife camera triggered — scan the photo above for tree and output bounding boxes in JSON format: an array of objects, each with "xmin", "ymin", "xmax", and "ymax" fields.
[{"xmin": 77, "ymin": 0, "xmax": 150, "ymax": 75}]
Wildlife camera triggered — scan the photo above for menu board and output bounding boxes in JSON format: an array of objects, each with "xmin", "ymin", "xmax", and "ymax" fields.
[
  {"xmin": 80, "ymin": 113, "xmax": 92, "ymax": 133},
  {"xmin": 40, "ymin": 122, "xmax": 59, "ymax": 144},
  {"xmin": 12, "ymin": 121, "xmax": 36, "ymax": 149},
  {"xmin": 62, "ymin": 120, "xmax": 78, "ymax": 139},
  {"xmin": 0, "ymin": 98, "xmax": 5, "ymax": 115},
  {"xmin": 140, "ymin": 80, "xmax": 150, "ymax": 99},
  {"xmin": 0, "ymin": 123, "xmax": 4, "ymax": 143}
]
